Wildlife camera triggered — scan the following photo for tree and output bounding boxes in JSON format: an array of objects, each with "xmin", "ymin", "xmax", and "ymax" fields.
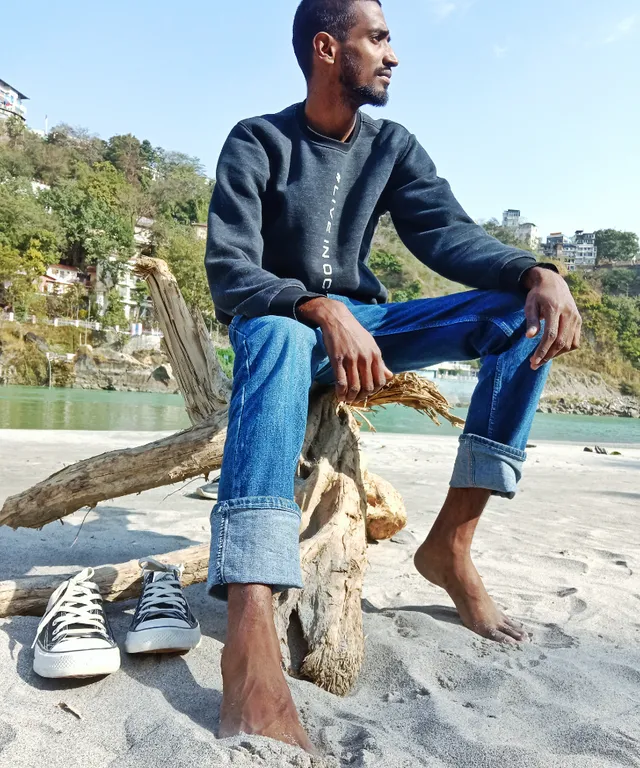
[
  {"xmin": 151, "ymin": 151, "xmax": 212, "ymax": 224},
  {"xmin": 105, "ymin": 134, "xmax": 144, "ymax": 186},
  {"xmin": 153, "ymin": 221, "xmax": 215, "ymax": 320},
  {"xmin": 0, "ymin": 242, "xmax": 56, "ymax": 317},
  {"xmin": 102, "ymin": 288, "xmax": 128, "ymax": 328},
  {"xmin": 4, "ymin": 114, "xmax": 26, "ymax": 147},
  {"xmin": 482, "ymin": 219, "xmax": 541, "ymax": 255},
  {"xmin": 601, "ymin": 269, "xmax": 639, "ymax": 297},
  {"xmin": 42, "ymin": 162, "xmax": 134, "ymax": 279},
  {"xmin": 595, "ymin": 229, "xmax": 639, "ymax": 265}
]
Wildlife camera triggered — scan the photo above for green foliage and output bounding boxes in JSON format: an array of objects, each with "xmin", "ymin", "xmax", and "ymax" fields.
[
  {"xmin": 153, "ymin": 221, "xmax": 215, "ymax": 320},
  {"xmin": 595, "ymin": 229, "xmax": 640, "ymax": 264},
  {"xmin": 150, "ymin": 153, "xmax": 212, "ymax": 224},
  {"xmin": 483, "ymin": 219, "xmax": 541, "ymax": 255},
  {"xmin": 391, "ymin": 280, "xmax": 422, "ymax": 303},
  {"xmin": 216, "ymin": 347, "xmax": 235, "ymax": 378},
  {"xmin": 102, "ymin": 288, "xmax": 128, "ymax": 328},
  {"xmin": 600, "ymin": 268, "xmax": 640, "ymax": 297}
]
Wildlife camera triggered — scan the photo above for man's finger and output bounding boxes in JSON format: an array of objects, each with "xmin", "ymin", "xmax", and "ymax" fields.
[
  {"xmin": 531, "ymin": 308, "xmax": 559, "ymax": 368},
  {"xmin": 371, "ymin": 355, "xmax": 390, "ymax": 394},
  {"xmin": 344, "ymin": 358, "xmax": 361, "ymax": 404},
  {"xmin": 357, "ymin": 355, "xmax": 375, "ymax": 402},
  {"xmin": 333, "ymin": 358, "xmax": 348, "ymax": 402},
  {"xmin": 524, "ymin": 295, "xmax": 540, "ymax": 339},
  {"xmin": 539, "ymin": 315, "xmax": 570, "ymax": 364}
]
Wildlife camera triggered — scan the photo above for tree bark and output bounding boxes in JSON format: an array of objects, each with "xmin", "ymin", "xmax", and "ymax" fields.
[
  {"xmin": 133, "ymin": 257, "xmax": 230, "ymax": 424},
  {"xmin": 0, "ymin": 412, "xmax": 228, "ymax": 529}
]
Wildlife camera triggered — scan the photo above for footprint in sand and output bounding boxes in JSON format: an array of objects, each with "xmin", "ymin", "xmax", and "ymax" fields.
[{"xmin": 537, "ymin": 623, "xmax": 578, "ymax": 649}]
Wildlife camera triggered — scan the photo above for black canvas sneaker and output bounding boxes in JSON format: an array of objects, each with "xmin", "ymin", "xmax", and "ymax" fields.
[
  {"xmin": 125, "ymin": 558, "xmax": 201, "ymax": 654},
  {"xmin": 32, "ymin": 568, "xmax": 120, "ymax": 678},
  {"xmin": 196, "ymin": 470, "xmax": 221, "ymax": 500}
]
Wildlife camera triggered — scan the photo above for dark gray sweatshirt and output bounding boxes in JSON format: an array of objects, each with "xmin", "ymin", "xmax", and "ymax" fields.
[{"xmin": 205, "ymin": 102, "xmax": 536, "ymax": 325}]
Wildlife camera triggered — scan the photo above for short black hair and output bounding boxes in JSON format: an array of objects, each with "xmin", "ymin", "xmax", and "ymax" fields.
[{"xmin": 293, "ymin": 0, "xmax": 382, "ymax": 81}]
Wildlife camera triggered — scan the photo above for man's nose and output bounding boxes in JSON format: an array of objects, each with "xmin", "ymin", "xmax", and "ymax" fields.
[{"xmin": 384, "ymin": 45, "xmax": 399, "ymax": 68}]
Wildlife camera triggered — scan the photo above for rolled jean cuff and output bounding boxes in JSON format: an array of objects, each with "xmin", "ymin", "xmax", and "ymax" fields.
[
  {"xmin": 207, "ymin": 496, "xmax": 303, "ymax": 600},
  {"xmin": 450, "ymin": 434, "xmax": 526, "ymax": 500}
]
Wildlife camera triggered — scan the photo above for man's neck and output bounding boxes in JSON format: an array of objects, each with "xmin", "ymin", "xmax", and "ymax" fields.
[{"xmin": 304, "ymin": 90, "xmax": 358, "ymax": 142}]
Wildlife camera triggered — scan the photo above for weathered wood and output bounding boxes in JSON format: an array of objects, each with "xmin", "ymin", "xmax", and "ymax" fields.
[
  {"xmin": 134, "ymin": 257, "xmax": 230, "ymax": 424},
  {"xmin": 0, "ymin": 544, "xmax": 209, "ymax": 618},
  {"xmin": 363, "ymin": 470, "xmax": 407, "ymax": 541},
  {"xmin": 0, "ymin": 411, "xmax": 228, "ymax": 529}
]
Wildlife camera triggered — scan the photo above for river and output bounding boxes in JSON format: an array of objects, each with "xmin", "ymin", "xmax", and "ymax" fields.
[{"xmin": 1, "ymin": 385, "xmax": 639, "ymax": 446}]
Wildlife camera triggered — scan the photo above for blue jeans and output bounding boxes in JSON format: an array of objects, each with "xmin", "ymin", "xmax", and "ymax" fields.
[{"xmin": 208, "ymin": 290, "xmax": 550, "ymax": 597}]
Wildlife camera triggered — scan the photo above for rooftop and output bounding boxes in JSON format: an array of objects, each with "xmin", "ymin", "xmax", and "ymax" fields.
[{"xmin": 0, "ymin": 78, "xmax": 28, "ymax": 101}]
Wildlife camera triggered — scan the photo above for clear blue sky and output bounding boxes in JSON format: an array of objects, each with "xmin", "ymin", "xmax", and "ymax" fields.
[{"xmin": 3, "ymin": 0, "xmax": 639, "ymax": 238}]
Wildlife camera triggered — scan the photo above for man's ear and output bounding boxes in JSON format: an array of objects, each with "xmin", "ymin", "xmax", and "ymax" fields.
[{"xmin": 313, "ymin": 32, "xmax": 339, "ymax": 67}]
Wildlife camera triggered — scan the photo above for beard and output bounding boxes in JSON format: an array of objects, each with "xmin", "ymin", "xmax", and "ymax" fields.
[{"xmin": 339, "ymin": 51, "xmax": 389, "ymax": 108}]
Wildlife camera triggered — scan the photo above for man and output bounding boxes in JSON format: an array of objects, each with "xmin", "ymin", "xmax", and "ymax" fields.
[{"xmin": 205, "ymin": 0, "xmax": 581, "ymax": 751}]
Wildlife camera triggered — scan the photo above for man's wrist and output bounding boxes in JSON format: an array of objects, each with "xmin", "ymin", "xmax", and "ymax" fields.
[
  {"xmin": 520, "ymin": 263, "xmax": 559, "ymax": 291},
  {"xmin": 296, "ymin": 296, "xmax": 346, "ymax": 328}
]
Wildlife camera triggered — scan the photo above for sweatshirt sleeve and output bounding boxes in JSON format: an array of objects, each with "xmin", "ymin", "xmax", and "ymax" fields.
[
  {"xmin": 385, "ymin": 134, "xmax": 537, "ymax": 292},
  {"xmin": 205, "ymin": 122, "xmax": 322, "ymax": 319}
]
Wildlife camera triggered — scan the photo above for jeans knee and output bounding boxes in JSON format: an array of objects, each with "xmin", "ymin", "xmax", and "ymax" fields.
[{"xmin": 237, "ymin": 315, "xmax": 317, "ymax": 355}]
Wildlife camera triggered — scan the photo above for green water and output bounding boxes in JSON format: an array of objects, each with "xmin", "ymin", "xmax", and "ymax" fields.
[{"xmin": 1, "ymin": 386, "xmax": 639, "ymax": 445}]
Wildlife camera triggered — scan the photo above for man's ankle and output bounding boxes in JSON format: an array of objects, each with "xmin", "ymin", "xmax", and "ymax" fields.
[{"xmin": 225, "ymin": 583, "xmax": 280, "ymax": 652}]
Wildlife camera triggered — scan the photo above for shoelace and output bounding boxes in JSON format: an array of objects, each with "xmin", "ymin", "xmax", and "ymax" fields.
[
  {"xmin": 136, "ymin": 558, "xmax": 188, "ymax": 623},
  {"xmin": 32, "ymin": 568, "xmax": 108, "ymax": 649}
]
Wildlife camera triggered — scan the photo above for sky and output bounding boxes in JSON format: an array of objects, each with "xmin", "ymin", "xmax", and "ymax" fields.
[{"xmin": 2, "ymin": 0, "xmax": 639, "ymax": 239}]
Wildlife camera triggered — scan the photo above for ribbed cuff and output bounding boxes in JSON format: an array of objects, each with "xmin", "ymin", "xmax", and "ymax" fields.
[
  {"xmin": 499, "ymin": 255, "xmax": 538, "ymax": 293},
  {"xmin": 208, "ymin": 496, "xmax": 303, "ymax": 600},
  {"xmin": 269, "ymin": 286, "xmax": 324, "ymax": 320},
  {"xmin": 450, "ymin": 434, "xmax": 526, "ymax": 499}
]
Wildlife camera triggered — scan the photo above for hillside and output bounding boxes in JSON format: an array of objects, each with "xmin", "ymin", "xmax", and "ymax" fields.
[
  {"xmin": 368, "ymin": 215, "xmax": 640, "ymax": 404},
  {"xmin": 0, "ymin": 116, "xmax": 638, "ymax": 410}
]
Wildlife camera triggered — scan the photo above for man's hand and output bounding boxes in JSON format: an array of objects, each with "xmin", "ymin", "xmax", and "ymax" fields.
[
  {"xmin": 297, "ymin": 297, "xmax": 393, "ymax": 403},
  {"xmin": 521, "ymin": 267, "xmax": 582, "ymax": 371}
]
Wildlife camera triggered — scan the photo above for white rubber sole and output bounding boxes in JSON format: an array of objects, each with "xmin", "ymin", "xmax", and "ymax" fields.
[
  {"xmin": 196, "ymin": 486, "xmax": 218, "ymax": 500},
  {"xmin": 125, "ymin": 625, "xmax": 202, "ymax": 654},
  {"xmin": 33, "ymin": 645, "xmax": 121, "ymax": 679}
]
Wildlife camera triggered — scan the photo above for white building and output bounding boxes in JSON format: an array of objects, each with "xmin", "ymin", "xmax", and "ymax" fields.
[
  {"xmin": 516, "ymin": 222, "xmax": 540, "ymax": 250},
  {"xmin": 0, "ymin": 78, "xmax": 28, "ymax": 122},
  {"xmin": 543, "ymin": 230, "xmax": 597, "ymax": 270},
  {"xmin": 38, "ymin": 264, "xmax": 79, "ymax": 295},
  {"xmin": 502, "ymin": 209, "xmax": 540, "ymax": 250},
  {"xmin": 502, "ymin": 209, "xmax": 521, "ymax": 230}
]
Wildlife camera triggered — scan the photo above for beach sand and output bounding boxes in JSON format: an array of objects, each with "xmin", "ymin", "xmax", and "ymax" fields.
[{"xmin": 0, "ymin": 429, "xmax": 638, "ymax": 767}]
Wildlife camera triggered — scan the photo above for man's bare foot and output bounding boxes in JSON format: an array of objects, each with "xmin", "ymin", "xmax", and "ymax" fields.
[
  {"xmin": 414, "ymin": 538, "xmax": 528, "ymax": 644},
  {"xmin": 219, "ymin": 585, "xmax": 314, "ymax": 753}
]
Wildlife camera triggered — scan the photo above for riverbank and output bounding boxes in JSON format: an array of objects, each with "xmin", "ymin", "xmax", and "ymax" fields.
[
  {"xmin": 2, "ymin": 385, "xmax": 640, "ymax": 443},
  {"xmin": 1, "ymin": 319, "xmax": 638, "ymax": 418},
  {"xmin": 0, "ymin": 431, "xmax": 638, "ymax": 766}
]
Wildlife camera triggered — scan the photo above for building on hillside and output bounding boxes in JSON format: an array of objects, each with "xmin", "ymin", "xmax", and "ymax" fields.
[
  {"xmin": 502, "ymin": 209, "xmax": 521, "ymax": 229},
  {"xmin": 93, "ymin": 218, "xmax": 156, "ymax": 321},
  {"xmin": 502, "ymin": 209, "xmax": 540, "ymax": 250},
  {"xmin": 516, "ymin": 222, "xmax": 540, "ymax": 250},
  {"xmin": 0, "ymin": 79, "xmax": 28, "ymax": 122},
  {"xmin": 543, "ymin": 230, "xmax": 597, "ymax": 271},
  {"xmin": 38, "ymin": 264, "xmax": 79, "ymax": 295}
]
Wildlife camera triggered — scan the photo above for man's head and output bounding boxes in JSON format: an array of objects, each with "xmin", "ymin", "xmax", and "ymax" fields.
[{"xmin": 293, "ymin": 0, "xmax": 399, "ymax": 108}]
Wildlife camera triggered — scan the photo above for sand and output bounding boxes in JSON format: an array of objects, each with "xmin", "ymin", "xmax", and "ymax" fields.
[{"xmin": 0, "ymin": 429, "xmax": 639, "ymax": 767}]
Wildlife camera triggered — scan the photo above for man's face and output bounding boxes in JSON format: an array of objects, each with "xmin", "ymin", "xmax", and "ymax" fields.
[{"xmin": 338, "ymin": 1, "xmax": 399, "ymax": 108}]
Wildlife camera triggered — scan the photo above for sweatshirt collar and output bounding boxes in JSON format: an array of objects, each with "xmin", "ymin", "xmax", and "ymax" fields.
[{"xmin": 296, "ymin": 102, "xmax": 362, "ymax": 153}]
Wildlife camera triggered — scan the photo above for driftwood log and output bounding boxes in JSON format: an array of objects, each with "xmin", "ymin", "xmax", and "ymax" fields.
[{"xmin": 0, "ymin": 258, "xmax": 462, "ymax": 696}]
